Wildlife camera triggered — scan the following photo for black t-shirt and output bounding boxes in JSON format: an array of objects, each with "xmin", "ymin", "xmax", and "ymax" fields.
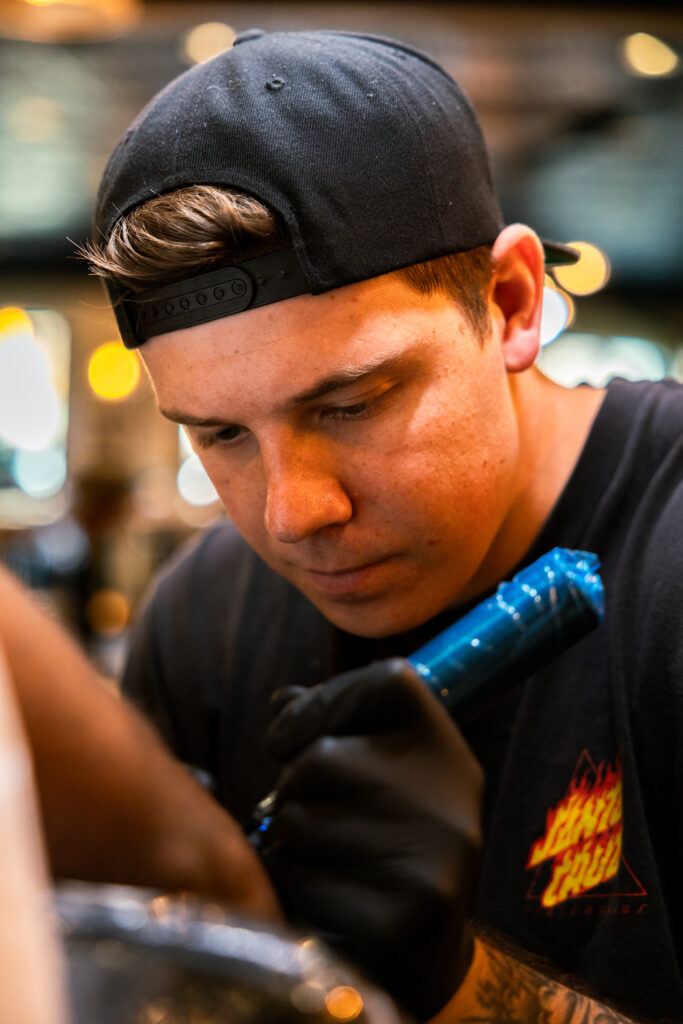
[{"xmin": 123, "ymin": 378, "xmax": 683, "ymax": 1021}]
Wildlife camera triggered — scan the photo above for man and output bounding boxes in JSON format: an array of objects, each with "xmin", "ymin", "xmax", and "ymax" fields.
[{"xmin": 85, "ymin": 29, "xmax": 683, "ymax": 1023}]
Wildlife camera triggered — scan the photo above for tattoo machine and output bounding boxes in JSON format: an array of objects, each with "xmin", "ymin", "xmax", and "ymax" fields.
[{"xmin": 250, "ymin": 546, "xmax": 604, "ymax": 847}]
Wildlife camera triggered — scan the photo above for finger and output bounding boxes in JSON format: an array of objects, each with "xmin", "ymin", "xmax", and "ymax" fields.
[
  {"xmin": 270, "ymin": 685, "xmax": 307, "ymax": 716},
  {"xmin": 267, "ymin": 797, "xmax": 404, "ymax": 864},
  {"xmin": 263, "ymin": 851, "xmax": 414, "ymax": 942},
  {"xmin": 267, "ymin": 658, "xmax": 422, "ymax": 757},
  {"xmin": 273, "ymin": 735, "xmax": 389, "ymax": 802}
]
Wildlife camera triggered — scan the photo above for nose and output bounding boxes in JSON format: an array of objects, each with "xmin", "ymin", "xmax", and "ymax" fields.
[{"xmin": 263, "ymin": 435, "xmax": 353, "ymax": 544}]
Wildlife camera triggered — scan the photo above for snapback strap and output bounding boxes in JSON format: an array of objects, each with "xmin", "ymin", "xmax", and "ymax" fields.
[{"xmin": 110, "ymin": 248, "xmax": 309, "ymax": 348}]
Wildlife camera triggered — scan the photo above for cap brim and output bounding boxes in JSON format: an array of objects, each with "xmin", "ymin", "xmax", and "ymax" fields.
[{"xmin": 542, "ymin": 240, "xmax": 580, "ymax": 267}]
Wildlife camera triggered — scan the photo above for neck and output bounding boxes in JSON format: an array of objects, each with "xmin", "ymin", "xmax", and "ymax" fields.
[{"xmin": 458, "ymin": 367, "xmax": 605, "ymax": 605}]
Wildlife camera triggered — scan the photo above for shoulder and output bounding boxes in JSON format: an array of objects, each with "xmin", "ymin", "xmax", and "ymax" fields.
[
  {"xmin": 140, "ymin": 518, "xmax": 285, "ymax": 625},
  {"xmin": 600, "ymin": 380, "xmax": 683, "ymax": 690},
  {"xmin": 151, "ymin": 518, "xmax": 257, "ymax": 597},
  {"xmin": 602, "ymin": 376, "xmax": 683, "ymax": 455}
]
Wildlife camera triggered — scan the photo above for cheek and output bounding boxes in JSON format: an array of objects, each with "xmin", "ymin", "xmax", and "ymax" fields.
[
  {"xmin": 197, "ymin": 454, "xmax": 267, "ymax": 539},
  {"xmin": 368, "ymin": 385, "xmax": 519, "ymax": 530}
]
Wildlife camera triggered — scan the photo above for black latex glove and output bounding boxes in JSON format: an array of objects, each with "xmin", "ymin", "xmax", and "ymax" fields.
[{"xmin": 262, "ymin": 657, "xmax": 484, "ymax": 1022}]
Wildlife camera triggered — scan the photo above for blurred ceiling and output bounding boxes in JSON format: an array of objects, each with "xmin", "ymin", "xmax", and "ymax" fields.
[{"xmin": 1, "ymin": 2, "xmax": 681, "ymax": 291}]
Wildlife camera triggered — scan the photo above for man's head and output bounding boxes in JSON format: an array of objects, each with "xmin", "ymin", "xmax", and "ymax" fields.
[
  {"xmin": 91, "ymin": 29, "xmax": 575, "ymax": 344},
  {"xmin": 89, "ymin": 30, "xmax": 574, "ymax": 636}
]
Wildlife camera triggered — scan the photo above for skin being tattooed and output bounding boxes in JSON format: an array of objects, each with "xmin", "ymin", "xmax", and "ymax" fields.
[{"xmin": 432, "ymin": 938, "xmax": 638, "ymax": 1024}]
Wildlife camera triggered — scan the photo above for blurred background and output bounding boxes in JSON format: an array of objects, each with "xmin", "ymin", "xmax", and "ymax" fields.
[{"xmin": 1, "ymin": 0, "xmax": 681, "ymax": 677}]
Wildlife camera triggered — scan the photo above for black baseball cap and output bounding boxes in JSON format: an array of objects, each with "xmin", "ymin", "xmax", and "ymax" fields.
[{"xmin": 95, "ymin": 29, "xmax": 579, "ymax": 348}]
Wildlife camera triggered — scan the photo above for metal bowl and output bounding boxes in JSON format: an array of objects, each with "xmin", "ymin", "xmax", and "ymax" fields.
[{"xmin": 55, "ymin": 882, "xmax": 409, "ymax": 1024}]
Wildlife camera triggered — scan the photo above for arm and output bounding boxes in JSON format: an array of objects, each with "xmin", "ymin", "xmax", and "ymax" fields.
[
  {"xmin": 433, "ymin": 936, "xmax": 636, "ymax": 1024},
  {"xmin": 0, "ymin": 563, "xmax": 281, "ymax": 921},
  {"xmin": 0, "ymin": 635, "xmax": 68, "ymax": 1024},
  {"xmin": 264, "ymin": 661, "xmax": 640, "ymax": 1023}
]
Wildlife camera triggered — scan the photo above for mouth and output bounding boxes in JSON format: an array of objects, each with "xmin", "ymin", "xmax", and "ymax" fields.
[{"xmin": 299, "ymin": 556, "xmax": 396, "ymax": 599}]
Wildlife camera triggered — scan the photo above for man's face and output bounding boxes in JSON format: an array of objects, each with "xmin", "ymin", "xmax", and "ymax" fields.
[{"xmin": 141, "ymin": 272, "xmax": 524, "ymax": 637}]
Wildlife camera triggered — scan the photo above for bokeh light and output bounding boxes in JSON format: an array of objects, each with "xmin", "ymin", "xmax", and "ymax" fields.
[
  {"xmin": 538, "ymin": 332, "xmax": 669, "ymax": 389},
  {"xmin": 87, "ymin": 342, "xmax": 140, "ymax": 402},
  {"xmin": 0, "ymin": 306, "xmax": 34, "ymax": 339},
  {"xmin": 0, "ymin": 328, "xmax": 61, "ymax": 450},
  {"xmin": 11, "ymin": 447, "xmax": 67, "ymax": 497},
  {"xmin": 324, "ymin": 986, "xmax": 364, "ymax": 1022},
  {"xmin": 176, "ymin": 453, "xmax": 219, "ymax": 507},
  {"xmin": 182, "ymin": 22, "xmax": 236, "ymax": 65},
  {"xmin": 540, "ymin": 282, "xmax": 574, "ymax": 347},
  {"xmin": 6, "ymin": 0, "xmax": 143, "ymax": 43},
  {"xmin": 621, "ymin": 33, "xmax": 679, "ymax": 78},
  {"xmin": 553, "ymin": 242, "xmax": 610, "ymax": 296},
  {"xmin": 86, "ymin": 588, "xmax": 131, "ymax": 635}
]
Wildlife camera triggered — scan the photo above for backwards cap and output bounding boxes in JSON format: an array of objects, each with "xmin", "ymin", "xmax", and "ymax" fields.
[{"xmin": 95, "ymin": 29, "xmax": 577, "ymax": 347}]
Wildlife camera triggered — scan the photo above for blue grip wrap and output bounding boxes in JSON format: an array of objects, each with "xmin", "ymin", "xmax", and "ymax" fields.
[{"xmin": 408, "ymin": 547, "xmax": 604, "ymax": 721}]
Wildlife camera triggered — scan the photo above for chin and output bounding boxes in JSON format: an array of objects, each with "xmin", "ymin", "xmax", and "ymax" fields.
[{"xmin": 315, "ymin": 597, "xmax": 440, "ymax": 639}]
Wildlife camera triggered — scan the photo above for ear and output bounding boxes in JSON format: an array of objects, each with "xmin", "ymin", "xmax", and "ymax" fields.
[{"xmin": 490, "ymin": 224, "xmax": 545, "ymax": 373}]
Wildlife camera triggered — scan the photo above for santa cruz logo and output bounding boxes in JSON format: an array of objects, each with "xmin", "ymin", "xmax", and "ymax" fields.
[{"xmin": 525, "ymin": 751, "xmax": 646, "ymax": 911}]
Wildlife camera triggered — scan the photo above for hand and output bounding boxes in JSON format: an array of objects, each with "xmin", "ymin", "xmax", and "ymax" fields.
[{"xmin": 262, "ymin": 658, "xmax": 484, "ymax": 1021}]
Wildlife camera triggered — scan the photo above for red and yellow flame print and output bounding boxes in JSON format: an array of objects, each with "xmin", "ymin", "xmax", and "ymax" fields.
[{"xmin": 527, "ymin": 761, "xmax": 622, "ymax": 908}]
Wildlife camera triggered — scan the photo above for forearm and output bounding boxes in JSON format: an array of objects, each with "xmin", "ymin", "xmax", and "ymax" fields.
[
  {"xmin": 0, "ymin": 565, "xmax": 280, "ymax": 920},
  {"xmin": 0, "ymin": 639, "xmax": 69, "ymax": 1024},
  {"xmin": 432, "ymin": 937, "xmax": 636, "ymax": 1024}
]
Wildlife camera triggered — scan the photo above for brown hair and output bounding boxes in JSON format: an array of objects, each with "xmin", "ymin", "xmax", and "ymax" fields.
[{"xmin": 83, "ymin": 185, "xmax": 493, "ymax": 336}]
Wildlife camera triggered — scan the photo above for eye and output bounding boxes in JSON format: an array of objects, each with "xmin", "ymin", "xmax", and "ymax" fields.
[
  {"xmin": 193, "ymin": 424, "xmax": 244, "ymax": 450},
  {"xmin": 321, "ymin": 386, "xmax": 393, "ymax": 422},
  {"xmin": 324, "ymin": 399, "xmax": 375, "ymax": 420}
]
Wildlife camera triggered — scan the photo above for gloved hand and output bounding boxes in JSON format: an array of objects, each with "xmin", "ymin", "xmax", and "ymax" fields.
[{"xmin": 262, "ymin": 657, "xmax": 484, "ymax": 1022}]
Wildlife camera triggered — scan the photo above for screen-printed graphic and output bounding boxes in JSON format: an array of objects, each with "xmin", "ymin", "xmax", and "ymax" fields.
[{"xmin": 526, "ymin": 751, "xmax": 645, "ymax": 909}]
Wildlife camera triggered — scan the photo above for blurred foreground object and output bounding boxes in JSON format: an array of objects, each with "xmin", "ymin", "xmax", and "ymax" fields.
[
  {"xmin": 0, "ymin": 561, "xmax": 280, "ymax": 920},
  {"xmin": 0, "ymin": 637, "xmax": 68, "ymax": 1024},
  {"xmin": 56, "ymin": 882, "xmax": 406, "ymax": 1024}
]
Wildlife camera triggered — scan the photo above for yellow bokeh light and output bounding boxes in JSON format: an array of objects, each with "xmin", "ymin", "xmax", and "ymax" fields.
[
  {"xmin": 621, "ymin": 33, "xmax": 679, "ymax": 78},
  {"xmin": 324, "ymin": 986, "xmax": 364, "ymax": 1022},
  {"xmin": 183, "ymin": 22, "xmax": 236, "ymax": 65},
  {"xmin": 87, "ymin": 341, "xmax": 140, "ymax": 401},
  {"xmin": 553, "ymin": 242, "xmax": 610, "ymax": 297},
  {"xmin": 0, "ymin": 307, "xmax": 33, "ymax": 340},
  {"xmin": 6, "ymin": 0, "xmax": 143, "ymax": 44}
]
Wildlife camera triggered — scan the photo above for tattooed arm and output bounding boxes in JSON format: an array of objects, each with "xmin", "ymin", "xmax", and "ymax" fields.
[{"xmin": 432, "ymin": 937, "xmax": 636, "ymax": 1024}]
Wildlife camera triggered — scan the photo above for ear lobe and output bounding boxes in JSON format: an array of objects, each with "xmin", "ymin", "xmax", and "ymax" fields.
[{"xmin": 490, "ymin": 225, "xmax": 545, "ymax": 373}]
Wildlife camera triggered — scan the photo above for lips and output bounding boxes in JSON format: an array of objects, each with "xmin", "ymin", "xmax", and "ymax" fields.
[
  {"xmin": 306, "ymin": 561, "xmax": 382, "ymax": 575},
  {"xmin": 298, "ymin": 556, "xmax": 396, "ymax": 598}
]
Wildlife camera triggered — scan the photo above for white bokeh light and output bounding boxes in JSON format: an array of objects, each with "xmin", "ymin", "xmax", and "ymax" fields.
[
  {"xmin": 177, "ymin": 453, "xmax": 219, "ymax": 507},
  {"xmin": 540, "ymin": 286, "xmax": 572, "ymax": 347},
  {"xmin": 0, "ymin": 333, "xmax": 61, "ymax": 450},
  {"xmin": 11, "ymin": 447, "xmax": 67, "ymax": 497},
  {"xmin": 538, "ymin": 333, "xmax": 669, "ymax": 388}
]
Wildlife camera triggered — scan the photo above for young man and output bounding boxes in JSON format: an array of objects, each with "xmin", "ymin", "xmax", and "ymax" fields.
[{"xmin": 87, "ymin": 29, "xmax": 683, "ymax": 1024}]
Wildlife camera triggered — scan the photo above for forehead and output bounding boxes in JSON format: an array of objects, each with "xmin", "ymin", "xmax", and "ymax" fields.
[{"xmin": 140, "ymin": 272, "xmax": 465, "ymax": 414}]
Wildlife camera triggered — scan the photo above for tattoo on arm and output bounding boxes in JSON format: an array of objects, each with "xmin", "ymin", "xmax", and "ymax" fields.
[{"xmin": 462, "ymin": 945, "xmax": 635, "ymax": 1024}]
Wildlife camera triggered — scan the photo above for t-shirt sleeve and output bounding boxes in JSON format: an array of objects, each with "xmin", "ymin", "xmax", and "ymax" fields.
[{"xmin": 120, "ymin": 523, "xmax": 240, "ymax": 775}]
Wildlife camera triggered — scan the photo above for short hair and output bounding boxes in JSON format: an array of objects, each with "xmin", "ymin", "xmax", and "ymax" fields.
[{"xmin": 83, "ymin": 185, "xmax": 493, "ymax": 337}]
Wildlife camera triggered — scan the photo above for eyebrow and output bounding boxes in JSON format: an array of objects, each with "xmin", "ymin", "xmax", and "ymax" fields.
[{"xmin": 159, "ymin": 346, "xmax": 419, "ymax": 428}]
